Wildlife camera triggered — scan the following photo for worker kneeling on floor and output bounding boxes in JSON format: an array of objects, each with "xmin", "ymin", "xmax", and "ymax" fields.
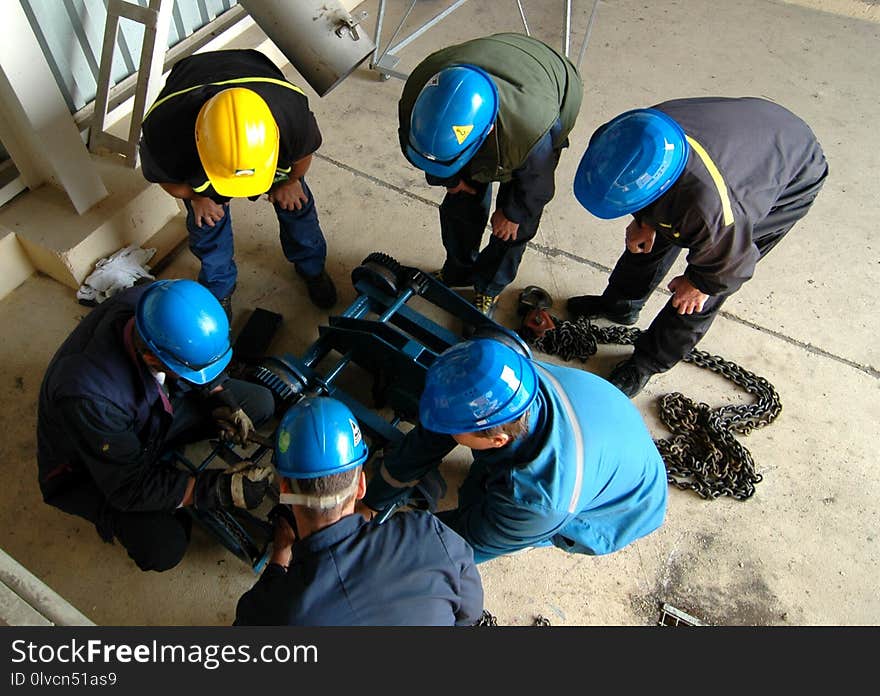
[
  {"xmin": 363, "ymin": 338, "xmax": 669, "ymax": 563},
  {"xmin": 36, "ymin": 279, "xmax": 276, "ymax": 572},
  {"xmin": 234, "ymin": 396, "xmax": 484, "ymax": 626}
]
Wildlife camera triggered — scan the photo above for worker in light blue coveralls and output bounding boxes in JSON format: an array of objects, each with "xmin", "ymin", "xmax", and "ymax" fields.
[
  {"xmin": 234, "ymin": 396, "xmax": 484, "ymax": 626},
  {"xmin": 139, "ymin": 49, "xmax": 337, "ymax": 318},
  {"xmin": 362, "ymin": 338, "xmax": 668, "ymax": 563}
]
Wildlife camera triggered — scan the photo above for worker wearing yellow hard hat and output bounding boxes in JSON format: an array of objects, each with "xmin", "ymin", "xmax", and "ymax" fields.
[{"xmin": 139, "ymin": 49, "xmax": 337, "ymax": 317}]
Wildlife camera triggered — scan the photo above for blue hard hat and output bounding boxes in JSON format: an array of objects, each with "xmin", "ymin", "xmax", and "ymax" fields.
[
  {"xmin": 274, "ymin": 397, "xmax": 368, "ymax": 479},
  {"xmin": 573, "ymin": 108, "xmax": 689, "ymax": 219},
  {"xmin": 419, "ymin": 339, "xmax": 539, "ymax": 434},
  {"xmin": 406, "ymin": 64, "xmax": 499, "ymax": 179},
  {"xmin": 135, "ymin": 279, "xmax": 231, "ymax": 385}
]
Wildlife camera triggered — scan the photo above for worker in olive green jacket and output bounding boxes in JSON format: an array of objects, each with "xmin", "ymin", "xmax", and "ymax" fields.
[{"xmin": 398, "ymin": 33, "xmax": 583, "ymax": 319}]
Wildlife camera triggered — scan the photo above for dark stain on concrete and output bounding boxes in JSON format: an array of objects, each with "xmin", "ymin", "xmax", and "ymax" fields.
[{"xmin": 630, "ymin": 531, "xmax": 801, "ymax": 626}]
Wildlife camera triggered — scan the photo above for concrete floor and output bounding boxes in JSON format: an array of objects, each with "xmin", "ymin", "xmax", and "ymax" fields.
[{"xmin": 1, "ymin": 0, "xmax": 878, "ymax": 626}]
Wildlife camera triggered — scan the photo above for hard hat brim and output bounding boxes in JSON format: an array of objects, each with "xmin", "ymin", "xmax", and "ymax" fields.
[
  {"xmin": 161, "ymin": 344, "xmax": 233, "ymax": 385},
  {"xmin": 203, "ymin": 163, "xmax": 277, "ymax": 199},
  {"xmin": 406, "ymin": 136, "xmax": 484, "ymax": 179}
]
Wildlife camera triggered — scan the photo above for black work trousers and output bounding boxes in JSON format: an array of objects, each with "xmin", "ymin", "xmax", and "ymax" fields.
[
  {"xmin": 49, "ymin": 379, "xmax": 274, "ymax": 572},
  {"xmin": 604, "ymin": 174, "xmax": 826, "ymax": 372},
  {"xmin": 439, "ymin": 156, "xmax": 563, "ymax": 297}
]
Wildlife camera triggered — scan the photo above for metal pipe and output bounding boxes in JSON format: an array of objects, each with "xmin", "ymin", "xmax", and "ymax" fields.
[
  {"xmin": 564, "ymin": 0, "xmax": 572, "ymax": 58},
  {"xmin": 577, "ymin": 0, "xmax": 601, "ymax": 71},
  {"xmin": 515, "ymin": 0, "xmax": 531, "ymax": 36},
  {"xmin": 371, "ymin": 0, "xmax": 387, "ymax": 66},
  {"xmin": 386, "ymin": 0, "xmax": 469, "ymax": 56},
  {"xmin": 374, "ymin": 0, "xmax": 417, "ymax": 67}
]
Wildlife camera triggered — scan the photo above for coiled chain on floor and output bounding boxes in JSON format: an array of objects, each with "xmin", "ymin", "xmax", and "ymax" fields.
[{"xmin": 532, "ymin": 317, "xmax": 782, "ymax": 501}]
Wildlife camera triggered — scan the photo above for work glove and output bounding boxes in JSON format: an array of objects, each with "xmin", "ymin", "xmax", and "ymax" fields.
[
  {"xmin": 408, "ymin": 468, "xmax": 448, "ymax": 513},
  {"xmin": 212, "ymin": 405, "xmax": 255, "ymax": 447},
  {"xmin": 194, "ymin": 461, "xmax": 274, "ymax": 510}
]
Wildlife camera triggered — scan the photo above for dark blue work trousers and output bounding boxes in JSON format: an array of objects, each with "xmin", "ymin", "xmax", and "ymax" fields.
[
  {"xmin": 439, "ymin": 182, "xmax": 544, "ymax": 298},
  {"xmin": 185, "ymin": 179, "xmax": 327, "ymax": 300}
]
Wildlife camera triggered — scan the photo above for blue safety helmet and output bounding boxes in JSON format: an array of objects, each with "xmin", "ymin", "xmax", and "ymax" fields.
[
  {"xmin": 407, "ymin": 64, "xmax": 499, "ymax": 179},
  {"xmin": 573, "ymin": 108, "xmax": 690, "ymax": 219},
  {"xmin": 274, "ymin": 397, "xmax": 368, "ymax": 479},
  {"xmin": 135, "ymin": 279, "xmax": 232, "ymax": 385},
  {"xmin": 419, "ymin": 339, "xmax": 539, "ymax": 434}
]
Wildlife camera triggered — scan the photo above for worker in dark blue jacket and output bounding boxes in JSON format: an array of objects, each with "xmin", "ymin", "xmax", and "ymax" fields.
[
  {"xmin": 567, "ymin": 97, "xmax": 828, "ymax": 396},
  {"xmin": 37, "ymin": 279, "xmax": 275, "ymax": 572},
  {"xmin": 234, "ymin": 396, "xmax": 484, "ymax": 626},
  {"xmin": 362, "ymin": 338, "xmax": 668, "ymax": 563}
]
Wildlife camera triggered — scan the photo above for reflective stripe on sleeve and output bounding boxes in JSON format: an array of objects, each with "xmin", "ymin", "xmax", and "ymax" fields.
[
  {"xmin": 535, "ymin": 366, "xmax": 585, "ymax": 514},
  {"xmin": 685, "ymin": 135, "xmax": 734, "ymax": 228}
]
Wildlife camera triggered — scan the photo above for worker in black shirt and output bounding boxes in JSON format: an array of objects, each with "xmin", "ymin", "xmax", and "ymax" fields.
[
  {"xmin": 37, "ymin": 279, "xmax": 275, "ymax": 572},
  {"xmin": 567, "ymin": 97, "xmax": 828, "ymax": 396},
  {"xmin": 234, "ymin": 396, "xmax": 484, "ymax": 626},
  {"xmin": 139, "ymin": 49, "xmax": 337, "ymax": 316}
]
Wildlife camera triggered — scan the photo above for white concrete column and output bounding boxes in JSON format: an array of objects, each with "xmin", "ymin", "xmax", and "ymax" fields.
[{"xmin": 0, "ymin": 1, "xmax": 108, "ymax": 214}]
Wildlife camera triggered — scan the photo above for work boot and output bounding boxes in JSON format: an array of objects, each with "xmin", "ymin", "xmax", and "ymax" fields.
[
  {"xmin": 608, "ymin": 357, "xmax": 656, "ymax": 398},
  {"xmin": 473, "ymin": 292, "xmax": 499, "ymax": 320},
  {"xmin": 219, "ymin": 294, "xmax": 233, "ymax": 322},
  {"xmin": 300, "ymin": 269, "xmax": 337, "ymax": 309},
  {"xmin": 432, "ymin": 267, "xmax": 472, "ymax": 289},
  {"xmin": 566, "ymin": 294, "xmax": 640, "ymax": 325}
]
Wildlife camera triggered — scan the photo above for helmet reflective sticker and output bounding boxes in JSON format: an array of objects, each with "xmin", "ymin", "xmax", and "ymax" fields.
[
  {"xmin": 453, "ymin": 125, "xmax": 473, "ymax": 144},
  {"xmin": 349, "ymin": 418, "xmax": 362, "ymax": 446},
  {"xmin": 278, "ymin": 429, "xmax": 291, "ymax": 454},
  {"xmin": 499, "ymin": 364, "xmax": 520, "ymax": 391}
]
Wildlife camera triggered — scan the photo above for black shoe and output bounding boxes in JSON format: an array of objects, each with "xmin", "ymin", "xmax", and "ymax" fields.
[
  {"xmin": 432, "ymin": 267, "xmax": 472, "ymax": 288},
  {"xmin": 219, "ymin": 294, "xmax": 233, "ymax": 322},
  {"xmin": 301, "ymin": 269, "xmax": 337, "ymax": 309},
  {"xmin": 608, "ymin": 358, "xmax": 655, "ymax": 398},
  {"xmin": 566, "ymin": 295, "xmax": 639, "ymax": 325},
  {"xmin": 473, "ymin": 292, "xmax": 499, "ymax": 320}
]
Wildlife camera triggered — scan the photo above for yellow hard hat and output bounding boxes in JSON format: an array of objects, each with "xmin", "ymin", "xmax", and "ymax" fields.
[{"xmin": 195, "ymin": 87, "xmax": 279, "ymax": 198}]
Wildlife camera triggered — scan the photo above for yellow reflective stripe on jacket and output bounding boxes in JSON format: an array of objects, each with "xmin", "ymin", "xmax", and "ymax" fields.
[
  {"xmin": 143, "ymin": 76, "xmax": 305, "ymax": 120},
  {"xmin": 685, "ymin": 135, "xmax": 734, "ymax": 228},
  {"xmin": 192, "ymin": 180, "xmax": 212, "ymax": 193}
]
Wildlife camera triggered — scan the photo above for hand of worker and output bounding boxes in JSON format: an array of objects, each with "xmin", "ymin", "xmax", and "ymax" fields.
[
  {"xmin": 267, "ymin": 178, "xmax": 309, "ymax": 211},
  {"xmin": 271, "ymin": 515, "xmax": 296, "ymax": 567},
  {"xmin": 190, "ymin": 195, "xmax": 228, "ymax": 228},
  {"xmin": 490, "ymin": 209, "xmax": 519, "ymax": 241},
  {"xmin": 194, "ymin": 461, "xmax": 274, "ymax": 510},
  {"xmin": 212, "ymin": 406, "xmax": 255, "ymax": 447},
  {"xmin": 625, "ymin": 219, "xmax": 656, "ymax": 254},
  {"xmin": 668, "ymin": 275, "xmax": 709, "ymax": 314},
  {"xmin": 446, "ymin": 179, "xmax": 477, "ymax": 195}
]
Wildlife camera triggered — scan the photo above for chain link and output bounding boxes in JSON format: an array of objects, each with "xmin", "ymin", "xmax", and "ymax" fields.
[{"xmin": 532, "ymin": 317, "xmax": 781, "ymax": 501}]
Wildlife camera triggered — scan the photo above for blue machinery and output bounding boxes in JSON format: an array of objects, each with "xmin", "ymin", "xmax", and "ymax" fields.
[{"xmin": 187, "ymin": 252, "xmax": 531, "ymax": 570}]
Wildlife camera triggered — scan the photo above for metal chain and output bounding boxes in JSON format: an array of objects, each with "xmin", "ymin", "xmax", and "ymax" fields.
[
  {"xmin": 532, "ymin": 317, "xmax": 782, "ymax": 501},
  {"xmin": 473, "ymin": 610, "xmax": 552, "ymax": 626}
]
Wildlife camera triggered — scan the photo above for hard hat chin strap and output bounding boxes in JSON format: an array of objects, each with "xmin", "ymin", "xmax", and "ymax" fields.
[{"xmin": 279, "ymin": 476, "xmax": 360, "ymax": 510}]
